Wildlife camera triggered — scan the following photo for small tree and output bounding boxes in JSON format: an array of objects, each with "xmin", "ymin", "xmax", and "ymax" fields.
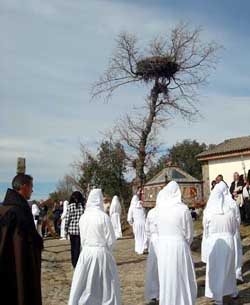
[
  {"xmin": 169, "ymin": 140, "xmax": 207, "ymax": 179},
  {"xmin": 146, "ymin": 139, "xmax": 208, "ymax": 181},
  {"xmin": 92, "ymin": 23, "xmax": 220, "ymax": 186},
  {"xmin": 49, "ymin": 175, "xmax": 75, "ymax": 201},
  {"xmin": 73, "ymin": 140, "xmax": 131, "ymax": 203},
  {"xmin": 74, "ymin": 146, "xmax": 100, "ymax": 193}
]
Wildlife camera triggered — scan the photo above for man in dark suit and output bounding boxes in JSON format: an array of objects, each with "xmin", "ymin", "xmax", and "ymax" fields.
[{"xmin": 230, "ymin": 172, "xmax": 245, "ymax": 221}]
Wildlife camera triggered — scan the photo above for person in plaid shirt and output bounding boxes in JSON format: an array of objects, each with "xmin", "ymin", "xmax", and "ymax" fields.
[{"xmin": 65, "ymin": 191, "xmax": 85, "ymax": 268}]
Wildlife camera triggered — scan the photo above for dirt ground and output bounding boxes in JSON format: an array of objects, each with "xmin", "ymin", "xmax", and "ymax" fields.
[{"xmin": 42, "ymin": 224, "xmax": 250, "ymax": 305}]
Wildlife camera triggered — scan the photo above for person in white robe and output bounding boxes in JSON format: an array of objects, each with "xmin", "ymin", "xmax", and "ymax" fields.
[
  {"xmin": 223, "ymin": 185, "xmax": 243, "ymax": 282},
  {"xmin": 32, "ymin": 202, "xmax": 40, "ymax": 229},
  {"xmin": 144, "ymin": 193, "xmax": 160, "ymax": 302},
  {"xmin": 32, "ymin": 202, "xmax": 42, "ymax": 236},
  {"xmin": 127, "ymin": 194, "xmax": 138, "ymax": 219},
  {"xmin": 68, "ymin": 189, "xmax": 121, "ymax": 305},
  {"xmin": 127, "ymin": 187, "xmax": 143, "ymax": 217},
  {"xmin": 110, "ymin": 195, "xmax": 122, "ymax": 239},
  {"xmin": 202, "ymin": 182, "xmax": 238, "ymax": 305},
  {"xmin": 127, "ymin": 194, "xmax": 147, "ymax": 255},
  {"xmin": 157, "ymin": 181, "xmax": 197, "ymax": 305},
  {"xmin": 60, "ymin": 200, "xmax": 69, "ymax": 240}
]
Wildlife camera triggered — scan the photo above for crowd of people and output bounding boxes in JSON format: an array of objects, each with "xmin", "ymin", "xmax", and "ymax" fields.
[
  {"xmin": 30, "ymin": 191, "xmax": 123, "ymax": 270},
  {"xmin": 31, "ymin": 199, "xmax": 68, "ymax": 239},
  {"xmin": 0, "ymin": 171, "xmax": 248, "ymax": 305},
  {"xmin": 126, "ymin": 176, "xmax": 246, "ymax": 305},
  {"xmin": 31, "ymin": 199, "xmax": 49, "ymax": 237},
  {"xmin": 211, "ymin": 171, "xmax": 250, "ymax": 224}
]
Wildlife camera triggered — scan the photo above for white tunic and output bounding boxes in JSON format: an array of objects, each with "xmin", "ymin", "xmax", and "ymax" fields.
[
  {"xmin": 110, "ymin": 196, "xmax": 122, "ymax": 239},
  {"xmin": 145, "ymin": 207, "xmax": 159, "ymax": 301},
  {"xmin": 68, "ymin": 189, "xmax": 121, "ymax": 305},
  {"xmin": 203, "ymin": 211, "xmax": 237, "ymax": 301},
  {"xmin": 32, "ymin": 203, "xmax": 40, "ymax": 229},
  {"xmin": 127, "ymin": 195, "xmax": 138, "ymax": 220},
  {"xmin": 224, "ymin": 192, "xmax": 243, "ymax": 281},
  {"xmin": 127, "ymin": 196, "xmax": 147, "ymax": 255},
  {"xmin": 202, "ymin": 182, "xmax": 237, "ymax": 302},
  {"xmin": 60, "ymin": 200, "xmax": 69, "ymax": 238},
  {"xmin": 157, "ymin": 182, "xmax": 197, "ymax": 305},
  {"xmin": 243, "ymin": 185, "xmax": 250, "ymax": 199}
]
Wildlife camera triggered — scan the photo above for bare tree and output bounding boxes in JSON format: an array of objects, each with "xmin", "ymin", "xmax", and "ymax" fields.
[
  {"xmin": 51, "ymin": 175, "xmax": 75, "ymax": 200},
  {"xmin": 92, "ymin": 23, "xmax": 220, "ymax": 186}
]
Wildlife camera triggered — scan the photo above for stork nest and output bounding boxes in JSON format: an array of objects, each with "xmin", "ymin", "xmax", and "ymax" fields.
[{"xmin": 136, "ymin": 56, "xmax": 179, "ymax": 81}]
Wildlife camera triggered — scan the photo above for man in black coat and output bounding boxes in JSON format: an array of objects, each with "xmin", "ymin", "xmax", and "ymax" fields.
[{"xmin": 0, "ymin": 174, "xmax": 43, "ymax": 305}]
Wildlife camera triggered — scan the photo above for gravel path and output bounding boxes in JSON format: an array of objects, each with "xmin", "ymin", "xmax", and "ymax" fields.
[{"xmin": 42, "ymin": 230, "xmax": 250, "ymax": 305}]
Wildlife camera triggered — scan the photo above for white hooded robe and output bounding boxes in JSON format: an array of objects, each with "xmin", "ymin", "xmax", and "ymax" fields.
[
  {"xmin": 127, "ymin": 195, "xmax": 147, "ymax": 255},
  {"xmin": 110, "ymin": 196, "xmax": 122, "ymax": 239},
  {"xmin": 202, "ymin": 182, "xmax": 237, "ymax": 303},
  {"xmin": 68, "ymin": 189, "xmax": 121, "ymax": 305},
  {"xmin": 157, "ymin": 181, "xmax": 197, "ymax": 305},
  {"xmin": 223, "ymin": 186, "xmax": 243, "ymax": 281},
  {"xmin": 60, "ymin": 200, "xmax": 69, "ymax": 239},
  {"xmin": 32, "ymin": 203, "xmax": 40, "ymax": 229},
  {"xmin": 144, "ymin": 206, "xmax": 159, "ymax": 301},
  {"xmin": 127, "ymin": 195, "xmax": 138, "ymax": 222}
]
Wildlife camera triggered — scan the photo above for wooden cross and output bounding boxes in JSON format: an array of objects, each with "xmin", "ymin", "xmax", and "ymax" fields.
[{"xmin": 17, "ymin": 158, "xmax": 26, "ymax": 174}]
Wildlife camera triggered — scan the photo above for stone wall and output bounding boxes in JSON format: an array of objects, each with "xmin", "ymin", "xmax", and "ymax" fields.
[{"xmin": 201, "ymin": 161, "xmax": 210, "ymax": 201}]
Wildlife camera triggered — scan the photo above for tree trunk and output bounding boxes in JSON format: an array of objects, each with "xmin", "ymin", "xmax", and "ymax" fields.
[{"xmin": 136, "ymin": 79, "xmax": 160, "ymax": 186}]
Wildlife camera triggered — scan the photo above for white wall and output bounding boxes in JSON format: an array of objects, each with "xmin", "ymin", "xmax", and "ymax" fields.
[{"xmin": 208, "ymin": 155, "xmax": 250, "ymax": 187}]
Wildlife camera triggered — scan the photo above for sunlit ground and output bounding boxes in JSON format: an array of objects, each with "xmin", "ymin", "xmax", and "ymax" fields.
[{"xmin": 42, "ymin": 220, "xmax": 250, "ymax": 305}]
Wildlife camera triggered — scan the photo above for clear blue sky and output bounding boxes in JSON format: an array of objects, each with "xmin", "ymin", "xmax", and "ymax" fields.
[{"xmin": 1, "ymin": 0, "xmax": 250, "ymax": 183}]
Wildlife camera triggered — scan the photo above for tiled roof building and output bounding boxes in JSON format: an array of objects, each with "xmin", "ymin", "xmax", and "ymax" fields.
[{"xmin": 197, "ymin": 136, "xmax": 250, "ymax": 200}]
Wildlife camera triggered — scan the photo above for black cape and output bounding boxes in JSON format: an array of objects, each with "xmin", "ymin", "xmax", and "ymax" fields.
[{"xmin": 0, "ymin": 189, "xmax": 43, "ymax": 305}]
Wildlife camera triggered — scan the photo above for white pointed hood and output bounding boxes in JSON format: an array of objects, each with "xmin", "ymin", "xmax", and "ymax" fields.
[
  {"xmin": 130, "ymin": 194, "xmax": 142, "ymax": 208},
  {"xmin": 130, "ymin": 194, "xmax": 139, "ymax": 207},
  {"xmin": 158, "ymin": 181, "xmax": 182, "ymax": 210},
  {"xmin": 110, "ymin": 196, "xmax": 121, "ymax": 214},
  {"xmin": 63, "ymin": 200, "xmax": 69, "ymax": 208},
  {"xmin": 222, "ymin": 182, "xmax": 236, "ymax": 213},
  {"xmin": 205, "ymin": 182, "xmax": 227, "ymax": 215},
  {"xmin": 86, "ymin": 189, "xmax": 104, "ymax": 211}
]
